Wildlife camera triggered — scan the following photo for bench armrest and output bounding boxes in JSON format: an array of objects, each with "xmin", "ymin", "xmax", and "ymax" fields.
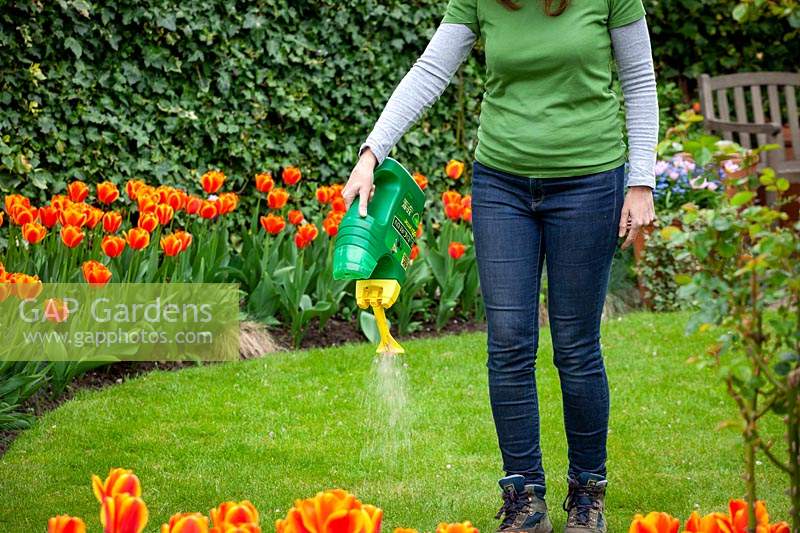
[{"xmin": 705, "ymin": 119, "xmax": 782, "ymax": 136}]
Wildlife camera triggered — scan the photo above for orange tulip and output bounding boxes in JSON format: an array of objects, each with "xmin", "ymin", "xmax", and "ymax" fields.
[
  {"xmin": 50, "ymin": 194, "xmax": 72, "ymax": 211},
  {"xmin": 445, "ymin": 202, "xmax": 463, "ymax": 221},
  {"xmin": 67, "ymin": 181, "xmax": 89, "ymax": 203},
  {"xmin": 186, "ymin": 196, "xmax": 203, "ymax": 215},
  {"xmin": 165, "ymin": 189, "xmax": 186, "ymax": 212},
  {"xmin": 255, "ymin": 172, "xmax": 275, "ymax": 193},
  {"xmin": 0, "ymin": 211, "xmax": 4, "ymax": 227},
  {"xmin": 11, "ymin": 205, "xmax": 37, "ymax": 226},
  {"xmin": 201, "ymin": 170, "xmax": 226, "ymax": 194},
  {"xmin": 395, "ymin": 529, "xmax": 418, "ymax": 533},
  {"xmin": 82, "ymin": 260, "xmax": 112, "ymax": 287},
  {"xmin": 323, "ymin": 212, "xmax": 344, "ymax": 237},
  {"xmin": 681, "ymin": 511, "xmax": 731, "ymax": 533},
  {"xmin": 126, "ymin": 228, "xmax": 151, "ymax": 251},
  {"xmin": 417, "ymin": 222, "xmax": 423, "ymax": 238},
  {"xmin": 260, "ymin": 215, "xmax": 285, "ymax": 235},
  {"xmin": 216, "ymin": 192, "xmax": 239, "ymax": 215},
  {"xmin": 316, "ymin": 186, "xmax": 332, "ymax": 204},
  {"xmin": 413, "ymin": 172, "xmax": 428, "ymax": 190},
  {"xmin": 103, "ymin": 211, "xmax": 123, "ymax": 233},
  {"xmin": 161, "ymin": 512, "xmax": 210, "ymax": 533},
  {"xmin": 210, "ymin": 501, "xmax": 259, "ymax": 531},
  {"xmin": 92, "ymin": 468, "xmax": 142, "ymax": 503},
  {"xmin": 5, "ymin": 193, "xmax": 31, "ymax": 214},
  {"xmin": 138, "ymin": 194, "xmax": 158, "ymax": 214},
  {"xmin": 101, "ymin": 493, "xmax": 149, "ymax": 533},
  {"xmin": 461, "ymin": 207, "xmax": 472, "ymax": 223},
  {"xmin": 102, "ymin": 235, "xmax": 126, "ymax": 258},
  {"xmin": 22, "ymin": 222, "xmax": 47, "ymax": 244},
  {"xmin": 199, "ymin": 200, "xmax": 218, "ymax": 220},
  {"xmin": 86, "ymin": 206, "xmax": 104, "ymax": 229},
  {"xmin": 410, "ymin": 244, "xmax": 420, "ymax": 260},
  {"xmin": 288, "ymin": 210, "xmax": 304, "ymax": 225},
  {"xmin": 331, "ymin": 196, "xmax": 347, "ymax": 213},
  {"xmin": 161, "ymin": 234, "xmax": 183, "ymax": 257},
  {"xmin": 445, "ymin": 159, "xmax": 465, "ymax": 179},
  {"xmin": 156, "ymin": 204, "xmax": 175, "ymax": 225},
  {"xmin": 282, "ymin": 166, "xmax": 302, "ymax": 186},
  {"xmin": 267, "ymin": 188, "xmax": 289, "ymax": 210},
  {"xmin": 442, "ymin": 190, "xmax": 462, "ymax": 206},
  {"xmin": 9, "ymin": 273, "xmax": 43, "ymax": 299},
  {"xmin": 97, "ymin": 181, "xmax": 120, "ymax": 204},
  {"xmin": 294, "ymin": 223, "xmax": 319, "ymax": 249},
  {"xmin": 436, "ymin": 522, "xmax": 478, "ymax": 533},
  {"xmin": 61, "ymin": 225, "xmax": 85, "ymax": 248},
  {"xmin": 48, "ymin": 515, "xmax": 87, "ymax": 533},
  {"xmin": 0, "ymin": 274, "xmax": 11, "ymax": 303},
  {"xmin": 174, "ymin": 231, "xmax": 193, "ymax": 252},
  {"xmin": 275, "ymin": 489, "xmax": 382, "ymax": 533},
  {"xmin": 60, "ymin": 205, "xmax": 88, "ymax": 228},
  {"xmin": 628, "ymin": 512, "xmax": 680, "ymax": 533},
  {"xmin": 448, "ymin": 241, "xmax": 466, "ymax": 260},
  {"xmin": 138, "ymin": 212, "xmax": 159, "ymax": 232},
  {"xmin": 39, "ymin": 205, "xmax": 60, "ymax": 228},
  {"xmin": 126, "ymin": 179, "xmax": 146, "ymax": 201}
]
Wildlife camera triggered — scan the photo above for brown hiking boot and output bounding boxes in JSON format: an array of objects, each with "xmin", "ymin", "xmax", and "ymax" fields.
[
  {"xmin": 495, "ymin": 475, "xmax": 554, "ymax": 533},
  {"xmin": 562, "ymin": 473, "xmax": 607, "ymax": 533}
]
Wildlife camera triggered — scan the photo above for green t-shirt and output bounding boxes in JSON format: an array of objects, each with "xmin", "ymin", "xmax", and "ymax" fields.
[{"xmin": 443, "ymin": 0, "xmax": 646, "ymax": 177}]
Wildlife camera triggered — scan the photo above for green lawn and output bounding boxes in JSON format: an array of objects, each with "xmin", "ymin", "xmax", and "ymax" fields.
[{"xmin": 0, "ymin": 312, "xmax": 791, "ymax": 531}]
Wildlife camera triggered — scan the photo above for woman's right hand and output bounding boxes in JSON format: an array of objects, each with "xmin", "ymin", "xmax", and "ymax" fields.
[{"xmin": 342, "ymin": 148, "xmax": 378, "ymax": 217}]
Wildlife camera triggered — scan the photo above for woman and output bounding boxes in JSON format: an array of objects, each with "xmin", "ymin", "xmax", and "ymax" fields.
[{"xmin": 342, "ymin": 0, "xmax": 658, "ymax": 531}]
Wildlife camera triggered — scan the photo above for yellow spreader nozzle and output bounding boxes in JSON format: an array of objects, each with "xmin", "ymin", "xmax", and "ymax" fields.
[{"xmin": 355, "ymin": 279, "xmax": 404, "ymax": 355}]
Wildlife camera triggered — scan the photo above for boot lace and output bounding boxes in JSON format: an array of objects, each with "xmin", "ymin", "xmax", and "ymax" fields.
[
  {"xmin": 562, "ymin": 485, "xmax": 601, "ymax": 526},
  {"xmin": 495, "ymin": 490, "xmax": 531, "ymax": 530}
]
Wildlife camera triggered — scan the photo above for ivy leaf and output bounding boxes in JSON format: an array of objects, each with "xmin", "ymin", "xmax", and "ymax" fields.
[{"xmin": 64, "ymin": 37, "xmax": 82, "ymax": 59}]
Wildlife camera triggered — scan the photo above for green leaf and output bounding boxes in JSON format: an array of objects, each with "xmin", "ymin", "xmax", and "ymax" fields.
[
  {"xmin": 64, "ymin": 37, "xmax": 82, "ymax": 59},
  {"xmin": 730, "ymin": 191, "xmax": 756, "ymax": 207}
]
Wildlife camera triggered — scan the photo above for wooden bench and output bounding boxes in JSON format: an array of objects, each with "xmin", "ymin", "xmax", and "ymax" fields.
[{"xmin": 699, "ymin": 72, "xmax": 800, "ymax": 181}]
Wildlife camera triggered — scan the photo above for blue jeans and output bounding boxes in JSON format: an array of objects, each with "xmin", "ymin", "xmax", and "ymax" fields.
[{"xmin": 471, "ymin": 160, "xmax": 625, "ymax": 487}]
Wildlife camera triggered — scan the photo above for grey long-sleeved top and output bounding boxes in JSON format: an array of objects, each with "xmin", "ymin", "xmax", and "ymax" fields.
[{"xmin": 362, "ymin": 17, "xmax": 659, "ymax": 188}]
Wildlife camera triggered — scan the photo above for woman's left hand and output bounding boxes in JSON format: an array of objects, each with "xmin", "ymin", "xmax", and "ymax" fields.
[{"xmin": 618, "ymin": 186, "xmax": 656, "ymax": 249}]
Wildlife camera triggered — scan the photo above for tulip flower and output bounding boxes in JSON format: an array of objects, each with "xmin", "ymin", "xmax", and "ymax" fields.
[
  {"xmin": 97, "ymin": 181, "xmax": 120, "ymax": 204},
  {"xmin": 260, "ymin": 214, "xmax": 286, "ymax": 235},
  {"xmin": 199, "ymin": 201, "xmax": 219, "ymax": 220},
  {"xmin": 174, "ymin": 231, "xmax": 193, "ymax": 252},
  {"xmin": 267, "ymin": 188, "xmax": 289, "ymax": 210},
  {"xmin": 316, "ymin": 186, "xmax": 332, "ymax": 204},
  {"xmin": 82, "ymin": 260, "xmax": 112, "ymax": 287},
  {"xmin": 9, "ymin": 273, "xmax": 43, "ymax": 299},
  {"xmin": 126, "ymin": 228, "xmax": 151, "ymax": 251},
  {"xmin": 5, "ymin": 193, "xmax": 31, "ymax": 213},
  {"xmin": 395, "ymin": 529, "xmax": 418, "ymax": 533},
  {"xmin": 86, "ymin": 206, "xmax": 104, "ymax": 229},
  {"xmin": 156, "ymin": 204, "xmax": 175, "ymax": 225},
  {"xmin": 201, "ymin": 170, "xmax": 226, "ymax": 194},
  {"xmin": 48, "ymin": 515, "xmax": 87, "ymax": 533},
  {"xmin": 102, "ymin": 235, "xmax": 127, "ymax": 258},
  {"xmin": 216, "ymin": 192, "xmax": 239, "ymax": 215},
  {"xmin": 410, "ymin": 244, "xmax": 420, "ymax": 260},
  {"xmin": 416, "ymin": 222, "xmax": 423, "ymax": 238},
  {"xmin": 165, "ymin": 189, "xmax": 186, "ymax": 212},
  {"xmin": 331, "ymin": 196, "xmax": 347, "ymax": 214},
  {"xmin": 0, "ymin": 276, "xmax": 12, "ymax": 303},
  {"xmin": 255, "ymin": 172, "xmax": 275, "ymax": 193},
  {"xmin": 61, "ymin": 225, "xmax": 85, "ymax": 248},
  {"xmin": 92, "ymin": 469, "xmax": 143, "ymax": 502},
  {"xmin": 323, "ymin": 212, "xmax": 344, "ymax": 237},
  {"xmin": 628, "ymin": 512, "xmax": 680, "ymax": 533},
  {"xmin": 413, "ymin": 172, "xmax": 428, "ymax": 190},
  {"xmin": 210, "ymin": 501, "xmax": 259, "ymax": 531},
  {"xmin": 161, "ymin": 512, "xmax": 210, "ymax": 533},
  {"xmin": 126, "ymin": 179, "xmax": 146, "ymax": 201},
  {"xmin": 11, "ymin": 205, "xmax": 37, "ymax": 225},
  {"xmin": 442, "ymin": 190, "xmax": 462, "ymax": 206},
  {"xmin": 138, "ymin": 194, "xmax": 158, "ymax": 214},
  {"xmin": 445, "ymin": 202, "xmax": 463, "ymax": 221},
  {"xmin": 39, "ymin": 205, "xmax": 60, "ymax": 228},
  {"xmin": 436, "ymin": 522, "xmax": 477, "ymax": 533},
  {"xmin": 0, "ymin": 211, "xmax": 4, "ymax": 227},
  {"xmin": 282, "ymin": 166, "xmax": 302, "ymax": 186},
  {"xmin": 67, "ymin": 181, "xmax": 89, "ymax": 203},
  {"xmin": 60, "ymin": 206, "xmax": 88, "ymax": 228},
  {"xmin": 294, "ymin": 223, "xmax": 319, "ymax": 249},
  {"xmin": 449, "ymin": 241, "xmax": 466, "ymax": 260},
  {"xmin": 161, "ymin": 234, "xmax": 183, "ymax": 257},
  {"xmin": 101, "ymin": 493, "xmax": 149, "ymax": 533},
  {"xmin": 461, "ymin": 207, "xmax": 472, "ymax": 223},
  {"xmin": 275, "ymin": 489, "xmax": 382, "ymax": 533},
  {"xmin": 138, "ymin": 212, "xmax": 159, "ymax": 232},
  {"xmin": 186, "ymin": 196, "xmax": 203, "ymax": 215},
  {"xmin": 22, "ymin": 222, "xmax": 47, "ymax": 244},
  {"xmin": 103, "ymin": 211, "xmax": 123, "ymax": 233},
  {"xmin": 445, "ymin": 159, "xmax": 465, "ymax": 179},
  {"xmin": 288, "ymin": 210, "xmax": 304, "ymax": 225}
]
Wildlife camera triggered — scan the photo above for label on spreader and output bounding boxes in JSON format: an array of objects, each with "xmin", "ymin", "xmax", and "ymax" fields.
[{"xmin": 387, "ymin": 194, "xmax": 420, "ymax": 271}]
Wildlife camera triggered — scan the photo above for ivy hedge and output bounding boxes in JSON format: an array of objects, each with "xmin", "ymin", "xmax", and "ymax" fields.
[{"xmin": 0, "ymin": 0, "xmax": 796, "ymax": 200}]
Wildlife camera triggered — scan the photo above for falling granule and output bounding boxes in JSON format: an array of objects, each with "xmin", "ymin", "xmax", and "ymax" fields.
[{"xmin": 360, "ymin": 353, "xmax": 413, "ymax": 467}]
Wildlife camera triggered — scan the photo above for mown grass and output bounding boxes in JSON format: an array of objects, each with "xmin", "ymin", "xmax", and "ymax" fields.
[{"xmin": 0, "ymin": 312, "xmax": 791, "ymax": 531}]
